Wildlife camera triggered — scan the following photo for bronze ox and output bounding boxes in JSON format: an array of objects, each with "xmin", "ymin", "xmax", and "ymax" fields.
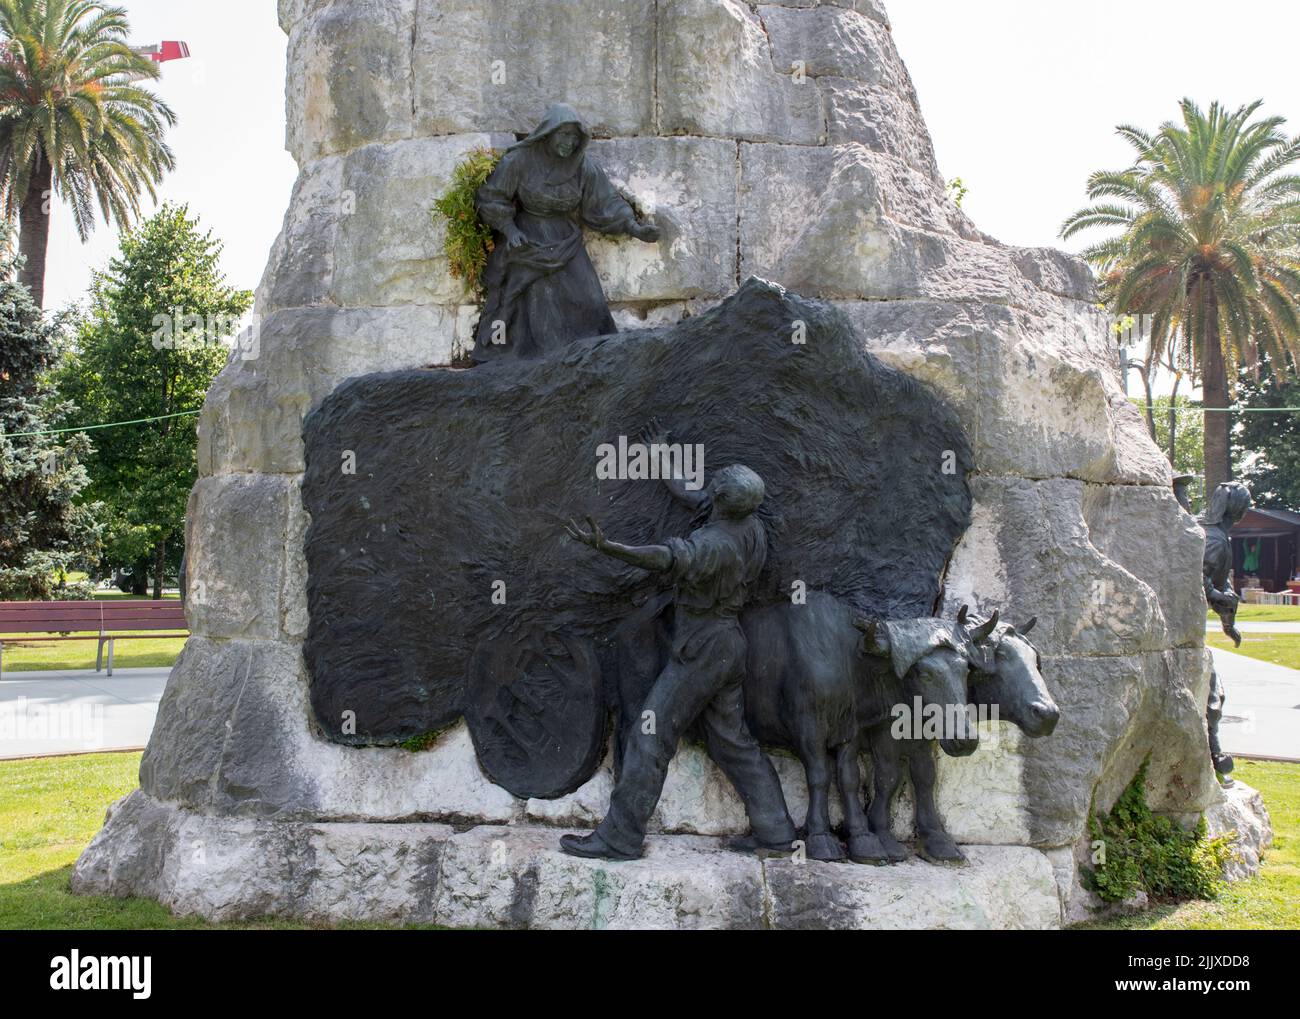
[{"xmin": 741, "ymin": 591, "xmax": 1057, "ymax": 863}]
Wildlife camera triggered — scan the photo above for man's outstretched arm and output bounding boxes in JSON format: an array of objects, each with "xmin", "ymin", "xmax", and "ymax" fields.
[
  {"xmin": 566, "ymin": 516, "xmax": 672, "ymax": 572},
  {"xmin": 641, "ymin": 418, "xmax": 708, "ymax": 511}
]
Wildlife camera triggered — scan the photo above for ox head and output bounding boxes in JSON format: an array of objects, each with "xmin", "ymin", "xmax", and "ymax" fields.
[
  {"xmin": 855, "ymin": 616, "xmax": 980, "ymax": 757},
  {"xmin": 961, "ymin": 613, "xmax": 1059, "ymax": 738}
]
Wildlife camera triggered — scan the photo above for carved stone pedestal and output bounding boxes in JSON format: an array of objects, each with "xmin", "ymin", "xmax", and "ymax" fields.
[{"xmin": 73, "ymin": 789, "xmax": 1066, "ymax": 930}]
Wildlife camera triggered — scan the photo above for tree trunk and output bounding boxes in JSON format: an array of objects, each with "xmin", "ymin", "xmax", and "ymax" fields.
[
  {"xmin": 1168, "ymin": 375, "xmax": 1181, "ymax": 465},
  {"xmin": 130, "ymin": 561, "xmax": 148, "ymax": 597},
  {"xmin": 1143, "ymin": 373, "xmax": 1156, "ymax": 441},
  {"xmin": 1202, "ymin": 312, "xmax": 1232, "ymax": 496},
  {"xmin": 17, "ymin": 156, "xmax": 51, "ymax": 309},
  {"xmin": 152, "ymin": 536, "xmax": 167, "ymax": 601}
]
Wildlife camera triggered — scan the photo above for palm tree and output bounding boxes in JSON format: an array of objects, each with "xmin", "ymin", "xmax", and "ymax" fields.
[
  {"xmin": 1062, "ymin": 99, "xmax": 1300, "ymax": 496},
  {"xmin": 0, "ymin": 0, "xmax": 175, "ymax": 307}
]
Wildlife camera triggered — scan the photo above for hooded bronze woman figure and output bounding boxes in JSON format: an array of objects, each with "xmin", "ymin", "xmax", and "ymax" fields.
[{"xmin": 472, "ymin": 104, "xmax": 659, "ymax": 363}]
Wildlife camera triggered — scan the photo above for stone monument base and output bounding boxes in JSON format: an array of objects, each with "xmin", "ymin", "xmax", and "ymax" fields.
[{"xmin": 71, "ymin": 783, "xmax": 1269, "ymax": 930}]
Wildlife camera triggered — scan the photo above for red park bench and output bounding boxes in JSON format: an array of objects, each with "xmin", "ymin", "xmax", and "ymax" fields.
[{"xmin": 0, "ymin": 600, "xmax": 189, "ymax": 678}]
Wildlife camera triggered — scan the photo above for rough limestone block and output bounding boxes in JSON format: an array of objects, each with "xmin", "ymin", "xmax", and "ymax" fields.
[
  {"xmin": 75, "ymin": 795, "xmax": 1064, "ymax": 929},
  {"xmin": 184, "ymin": 474, "xmax": 294, "ymax": 640},
  {"xmin": 285, "ymin": 0, "xmax": 416, "ymax": 163},
  {"xmin": 1012, "ymin": 245, "xmax": 1097, "ymax": 303},
  {"xmin": 841, "ymin": 295, "xmax": 1168, "ymax": 488},
  {"xmin": 1205, "ymin": 781, "xmax": 1274, "ymax": 882},
  {"xmin": 412, "ymin": 0, "xmax": 655, "ymax": 137},
  {"xmin": 331, "ymin": 133, "xmax": 515, "ymax": 308},
  {"xmin": 941, "ymin": 476, "xmax": 1168, "ymax": 659},
  {"xmin": 282, "ymin": 479, "xmax": 311, "ymax": 642},
  {"xmin": 585, "ymin": 137, "xmax": 739, "ymax": 301},
  {"xmin": 739, "ymin": 142, "xmax": 953, "ymax": 298},
  {"xmin": 659, "ymin": 0, "xmax": 824, "ymax": 144},
  {"xmin": 431, "ymin": 826, "xmax": 767, "ymax": 929},
  {"xmin": 198, "ymin": 304, "xmax": 459, "ymax": 476},
  {"xmin": 1018, "ymin": 650, "xmax": 1219, "ymax": 848},
  {"xmin": 278, "ymin": 0, "xmax": 303, "ymax": 33},
  {"xmin": 256, "ymin": 155, "xmax": 344, "ymax": 313},
  {"xmin": 762, "ymin": 0, "xmax": 890, "ymax": 21},
  {"xmin": 820, "ymin": 76, "xmax": 941, "ymax": 181},
  {"xmin": 1081, "ymin": 483, "xmax": 1207, "ymax": 650},
  {"xmin": 609, "ymin": 302, "xmax": 690, "ymax": 331},
  {"xmin": 764, "ymin": 845, "xmax": 1061, "ymax": 929},
  {"xmin": 137, "ymin": 639, "xmax": 246, "ymax": 808},
  {"xmin": 72, "ymin": 790, "xmax": 454, "ymax": 924},
  {"xmin": 932, "ymin": 724, "xmax": 1033, "ymax": 845},
  {"xmin": 139, "ymin": 636, "xmax": 520, "ymax": 823},
  {"xmin": 760, "ymin": 3, "xmax": 898, "ymax": 84}
]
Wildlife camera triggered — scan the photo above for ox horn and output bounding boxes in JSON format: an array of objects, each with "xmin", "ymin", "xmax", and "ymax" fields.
[
  {"xmin": 971, "ymin": 609, "xmax": 999, "ymax": 642},
  {"xmin": 853, "ymin": 617, "xmax": 890, "ymax": 656},
  {"xmin": 1019, "ymin": 616, "xmax": 1037, "ymax": 635},
  {"xmin": 957, "ymin": 604, "xmax": 969, "ymax": 626}
]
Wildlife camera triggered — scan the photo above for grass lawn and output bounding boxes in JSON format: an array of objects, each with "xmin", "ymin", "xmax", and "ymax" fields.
[
  {"xmin": 1207, "ymin": 631, "xmax": 1300, "ymax": 670},
  {"xmin": 0, "ymin": 752, "xmax": 398, "ymax": 929},
  {"xmin": 1075, "ymin": 760, "xmax": 1298, "ymax": 929},
  {"xmin": 1210, "ymin": 604, "xmax": 1300, "ymax": 623},
  {"xmin": 0, "ymin": 633, "xmax": 186, "ymax": 672},
  {"xmin": 0, "ymin": 752, "xmax": 1295, "ymax": 930}
]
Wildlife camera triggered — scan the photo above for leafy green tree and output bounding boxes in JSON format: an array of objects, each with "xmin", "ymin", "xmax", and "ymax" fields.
[
  {"xmin": 57, "ymin": 204, "xmax": 251, "ymax": 597},
  {"xmin": 1235, "ymin": 356, "xmax": 1300, "ymax": 510},
  {"xmin": 0, "ymin": 0, "xmax": 176, "ymax": 307},
  {"xmin": 1062, "ymin": 99, "xmax": 1300, "ymax": 497},
  {"xmin": 0, "ymin": 227, "xmax": 99, "ymax": 598}
]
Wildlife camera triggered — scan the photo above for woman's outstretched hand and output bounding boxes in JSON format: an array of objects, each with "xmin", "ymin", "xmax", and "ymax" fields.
[{"xmin": 631, "ymin": 220, "xmax": 660, "ymax": 243}]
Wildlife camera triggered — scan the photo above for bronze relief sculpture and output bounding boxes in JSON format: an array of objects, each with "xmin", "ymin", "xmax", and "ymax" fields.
[
  {"xmin": 472, "ymin": 104, "xmax": 660, "ymax": 362},
  {"xmin": 302, "ymin": 98, "xmax": 1059, "ymax": 867}
]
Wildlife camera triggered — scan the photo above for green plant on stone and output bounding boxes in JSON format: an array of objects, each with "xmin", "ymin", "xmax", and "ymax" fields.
[
  {"xmin": 399, "ymin": 726, "xmax": 452, "ymax": 753},
  {"xmin": 432, "ymin": 147, "xmax": 502, "ymax": 299},
  {"xmin": 1084, "ymin": 756, "xmax": 1238, "ymax": 904}
]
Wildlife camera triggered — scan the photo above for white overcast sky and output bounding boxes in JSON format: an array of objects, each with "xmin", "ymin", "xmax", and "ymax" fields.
[{"xmin": 41, "ymin": 0, "xmax": 1300, "ymax": 321}]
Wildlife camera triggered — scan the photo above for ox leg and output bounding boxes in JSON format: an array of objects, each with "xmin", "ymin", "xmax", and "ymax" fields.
[
  {"xmin": 865, "ymin": 729, "xmax": 909, "ymax": 862},
  {"xmin": 797, "ymin": 743, "xmax": 845, "ymax": 861},
  {"xmin": 836, "ymin": 741, "xmax": 888, "ymax": 863},
  {"xmin": 909, "ymin": 740, "xmax": 964, "ymax": 863}
]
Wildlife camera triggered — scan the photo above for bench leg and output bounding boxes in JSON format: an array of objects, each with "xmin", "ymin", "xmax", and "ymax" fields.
[
  {"xmin": 0, "ymin": 640, "xmax": 4, "ymax": 680},
  {"xmin": 107, "ymin": 638, "xmax": 115, "ymax": 677},
  {"xmin": 96, "ymin": 637, "xmax": 104, "ymax": 673}
]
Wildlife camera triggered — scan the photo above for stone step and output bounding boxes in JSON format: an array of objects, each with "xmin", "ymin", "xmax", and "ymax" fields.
[{"xmin": 73, "ymin": 790, "xmax": 1062, "ymax": 929}]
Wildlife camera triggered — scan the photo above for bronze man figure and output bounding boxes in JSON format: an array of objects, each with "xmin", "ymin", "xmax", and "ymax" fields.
[
  {"xmin": 560, "ymin": 460, "xmax": 796, "ymax": 860},
  {"xmin": 1200, "ymin": 481, "xmax": 1252, "ymax": 783}
]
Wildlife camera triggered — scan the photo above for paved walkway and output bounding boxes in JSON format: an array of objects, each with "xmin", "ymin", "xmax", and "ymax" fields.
[
  {"xmin": 1, "ymin": 654, "xmax": 1296, "ymax": 763},
  {"xmin": 1208, "ymin": 621, "xmax": 1300, "ymax": 634},
  {"xmin": 0, "ymin": 667, "xmax": 168, "ymax": 760},
  {"xmin": 1212, "ymin": 648, "xmax": 1300, "ymax": 761}
]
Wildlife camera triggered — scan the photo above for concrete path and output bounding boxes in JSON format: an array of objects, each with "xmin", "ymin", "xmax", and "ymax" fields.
[
  {"xmin": 1212, "ymin": 648, "xmax": 1300, "ymax": 761},
  {"xmin": 1, "ymin": 655, "xmax": 1295, "ymax": 763},
  {"xmin": 0, "ymin": 667, "xmax": 168, "ymax": 760},
  {"xmin": 1207, "ymin": 621, "xmax": 1300, "ymax": 634}
]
